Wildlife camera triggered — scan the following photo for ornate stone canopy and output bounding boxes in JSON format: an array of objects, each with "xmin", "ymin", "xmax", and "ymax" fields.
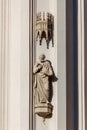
[{"xmin": 36, "ymin": 12, "xmax": 54, "ymax": 49}]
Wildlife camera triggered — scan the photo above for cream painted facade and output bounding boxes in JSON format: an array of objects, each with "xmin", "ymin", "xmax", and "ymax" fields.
[{"xmin": 0, "ymin": 0, "xmax": 86, "ymax": 130}]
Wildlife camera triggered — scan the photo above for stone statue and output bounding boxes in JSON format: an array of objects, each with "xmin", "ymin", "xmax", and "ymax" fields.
[{"xmin": 33, "ymin": 54, "xmax": 54, "ymax": 118}]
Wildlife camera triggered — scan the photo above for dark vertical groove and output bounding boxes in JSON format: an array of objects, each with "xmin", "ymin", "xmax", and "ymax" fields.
[
  {"xmin": 84, "ymin": 0, "xmax": 87, "ymax": 129},
  {"xmin": 66, "ymin": 0, "xmax": 74, "ymax": 129},
  {"xmin": 29, "ymin": 0, "xmax": 34, "ymax": 129},
  {"xmin": 29, "ymin": 0, "xmax": 36, "ymax": 129},
  {"xmin": 29, "ymin": 0, "xmax": 32, "ymax": 129},
  {"xmin": 32, "ymin": 0, "xmax": 34, "ymax": 129},
  {"xmin": 66, "ymin": 0, "xmax": 78, "ymax": 130},
  {"xmin": 73, "ymin": 0, "xmax": 78, "ymax": 130}
]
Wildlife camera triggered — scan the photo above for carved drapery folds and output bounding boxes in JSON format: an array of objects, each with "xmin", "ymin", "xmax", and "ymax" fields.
[
  {"xmin": 36, "ymin": 12, "xmax": 54, "ymax": 49},
  {"xmin": 33, "ymin": 54, "xmax": 55, "ymax": 119}
]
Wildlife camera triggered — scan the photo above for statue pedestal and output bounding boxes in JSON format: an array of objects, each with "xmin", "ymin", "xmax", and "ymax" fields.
[{"xmin": 35, "ymin": 103, "xmax": 53, "ymax": 118}]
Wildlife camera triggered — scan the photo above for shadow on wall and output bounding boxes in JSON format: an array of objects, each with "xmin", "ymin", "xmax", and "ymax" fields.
[{"xmin": 47, "ymin": 60, "xmax": 58, "ymax": 103}]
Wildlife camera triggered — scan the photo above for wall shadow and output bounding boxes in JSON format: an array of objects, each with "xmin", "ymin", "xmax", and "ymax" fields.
[
  {"xmin": 66, "ymin": 0, "xmax": 78, "ymax": 130},
  {"xmin": 46, "ymin": 60, "xmax": 58, "ymax": 103}
]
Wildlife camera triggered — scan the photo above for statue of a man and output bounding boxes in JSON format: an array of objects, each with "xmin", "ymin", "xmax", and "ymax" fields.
[{"xmin": 33, "ymin": 54, "xmax": 53, "ymax": 105}]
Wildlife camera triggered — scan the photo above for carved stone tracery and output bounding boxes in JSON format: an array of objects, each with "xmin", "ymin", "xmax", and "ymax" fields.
[{"xmin": 36, "ymin": 12, "xmax": 54, "ymax": 49}]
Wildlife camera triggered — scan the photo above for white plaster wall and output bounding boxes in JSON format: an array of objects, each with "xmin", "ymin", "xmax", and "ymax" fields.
[
  {"xmin": 0, "ymin": 0, "xmax": 2, "ymax": 129},
  {"xmin": 78, "ymin": 0, "xmax": 85, "ymax": 130},
  {"xmin": 36, "ymin": 0, "xmax": 66, "ymax": 130},
  {"xmin": 57, "ymin": 1, "xmax": 66, "ymax": 130},
  {"xmin": 7, "ymin": 0, "xmax": 29, "ymax": 130},
  {"xmin": 0, "ymin": 1, "xmax": 2, "ymax": 129}
]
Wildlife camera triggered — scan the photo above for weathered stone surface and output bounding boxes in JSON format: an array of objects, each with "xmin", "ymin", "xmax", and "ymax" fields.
[
  {"xmin": 35, "ymin": 103, "xmax": 53, "ymax": 118},
  {"xmin": 33, "ymin": 54, "xmax": 55, "ymax": 118}
]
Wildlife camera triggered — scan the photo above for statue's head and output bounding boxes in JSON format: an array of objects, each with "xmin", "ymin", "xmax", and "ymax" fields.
[{"xmin": 39, "ymin": 54, "xmax": 46, "ymax": 62}]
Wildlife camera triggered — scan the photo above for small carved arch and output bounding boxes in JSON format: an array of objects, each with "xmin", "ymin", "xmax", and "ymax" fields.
[
  {"xmin": 37, "ymin": 31, "xmax": 40, "ymax": 38},
  {"xmin": 41, "ymin": 31, "xmax": 46, "ymax": 39},
  {"xmin": 48, "ymin": 31, "xmax": 52, "ymax": 40}
]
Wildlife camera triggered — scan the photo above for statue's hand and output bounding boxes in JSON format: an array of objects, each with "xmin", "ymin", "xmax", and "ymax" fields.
[
  {"xmin": 33, "ymin": 63, "xmax": 43, "ymax": 73},
  {"xmin": 37, "ymin": 64, "xmax": 43, "ymax": 71},
  {"xmin": 36, "ymin": 63, "xmax": 40, "ymax": 66}
]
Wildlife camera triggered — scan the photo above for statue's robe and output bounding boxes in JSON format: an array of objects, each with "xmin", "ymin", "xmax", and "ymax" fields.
[{"xmin": 33, "ymin": 61, "xmax": 53, "ymax": 105}]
